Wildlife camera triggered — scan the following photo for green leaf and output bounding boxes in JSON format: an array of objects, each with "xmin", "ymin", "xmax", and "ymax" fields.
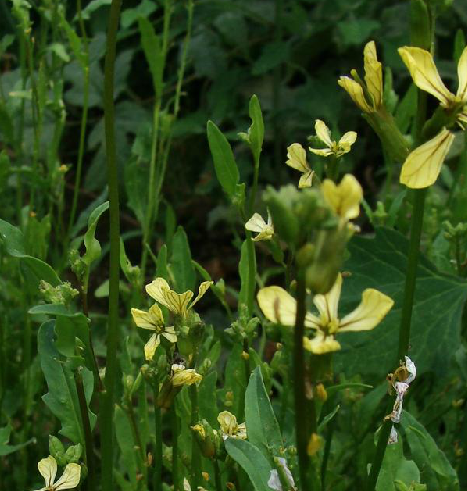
[
  {"xmin": 225, "ymin": 438, "xmax": 273, "ymax": 491},
  {"xmin": 199, "ymin": 371, "xmax": 218, "ymax": 427},
  {"xmin": 337, "ymin": 19, "xmax": 380, "ymax": 47},
  {"xmin": 80, "ymin": 0, "xmax": 111, "ymax": 20},
  {"xmin": 0, "ymin": 219, "xmax": 60, "ymax": 287},
  {"xmin": 0, "ymin": 425, "xmax": 33, "ymax": 456},
  {"xmin": 139, "ymin": 17, "xmax": 164, "ymax": 101},
  {"xmin": 115, "ymin": 405, "xmax": 138, "ymax": 487},
  {"xmin": 121, "ymin": 0, "xmax": 157, "ymax": 29},
  {"xmin": 248, "ymin": 95, "xmax": 264, "ymax": 163},
  {"xmin": 38, "ymin": 321, "xmax": 85, "ymax": 444},
  {"xmin": 82, "ymin": 201, "xmax": 109, "ymax": 266},
  {"xmin": 336, "ymin": 227, "xmax": 467, "ymax": 377},
  {"xmin": 171, "ymin": 227, "xmax": 196, "ymax": 293},
  {"xmin": 207, "ymin": 120, "xmax": 240, "ymax": 199},
  {"xmin": 400, "ymin": 411, "xmax": 459, "ymax": 490},
  {"xmin": 238, "ymin": 238, "xmax": 256, "ymax": 316},
  {"xmin": 245, "ymin": 367, "xmax": 282, "ymax": 457},
  {"xmin": 252, "ymin": 41, "xmax": 290, "ymax": 76}
]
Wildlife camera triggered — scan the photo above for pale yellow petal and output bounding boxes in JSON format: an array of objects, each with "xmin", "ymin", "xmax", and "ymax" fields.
[
  {"xmin": 456, "ymin": 46, "xmax": 467, "ymax": 100},
  {"xmin": 315, "ymin": 120, "xmax": 333, "ymax": 147},
  {"xmin": 218, "ymin": 411, "xmax": 238, "ymax": 434},
  {"xmin": 131, "ymin": 304, "xmax": 164, "ymax": 331},
  {"xmin": 190, "ymin": 281, "xmax": 213, "ymax": 309},
  {"xmin": 54, "ymin": 463, "xmax": 81, "ymax": 490},
  {"xmin": 146, "ymin": 277, "xmax": 193, "ymax": 315},
  {"xmin": 144, "ymin": 333, "xmax": 160, "ymax": 360},
  {"xmin": 338, "ymin": 131, "xmax": 357, "ymax": 153},
  {"xmin": 245, "ymin": 213, "xmax": 268, "ymax": 234},
  {"xmin": 303, "ymin": 332, "xmax": 341, "ymax": 354},
  {"xmin": 286, "ymin": 143, "xmax": 310, "ymax": 172},
  {"xmin": 312, "ymin": 273, "xmax": 342, "ymax": 324},
  {"xmin": 338, "ymin": 76, "xmax": 374, "ymax": 112},
  {"xmin": 399, "ymin": 129, "xmax": 455, "ymax": 189},
  {"xmin": 298, "ymin": 171, "xmax": 314, "ymax": 188},
  {"xmin": 172, "ymin": 368, "xmax": 202, "ymax": 387},
  {"xmin": 252, "ymin": 227, "xmax": 274, "ymax": 241},
  {"xmin": 38, "ymin": 456, "xmax": 57, "ymax": 487},
  {"xmin": 398, "ymin": 47, "xmax": 454, "ymax": 106},
  {"xmin": 162, "ymin": 325, "xmax": 177, "ymax": 344},
  {"xmin": 257, "ymin": 287, "xmax": 319, "ymax": 328},
  {"xmin": 308, "ymin": 147, "xmax": 333, "ymax": 157},
  {"xmin": 339, "ymin": 289, "xmax": 394, "ymax": 332},
  {"xmin": 321, "ymin": 174, "xmax": 363, "ymax": 221},
  {"xmin": 363, "ymin": 41, "xmax": 382, "ymax": 108}
]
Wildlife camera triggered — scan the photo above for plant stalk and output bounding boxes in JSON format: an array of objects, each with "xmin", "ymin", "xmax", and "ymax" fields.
[
  {"xmin": 190, "ymin": 384, "xmax": 201, "ymax": 489},
  {"xmin": 153, "ymin": 385, "xmax": 163, "ymax": 491},
  {"xmin": 100, "ymin": 0, "xmax": 122, "ymax": 489}
]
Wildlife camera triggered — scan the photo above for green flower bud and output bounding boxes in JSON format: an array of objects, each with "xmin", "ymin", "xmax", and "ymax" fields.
[
  {"xmin": 65, "ymin": 443, "xmax": 82, "ymax": 463},
  {"xmin": 49, "ymin": 435, "xmax": 66, "ymax": 465}
]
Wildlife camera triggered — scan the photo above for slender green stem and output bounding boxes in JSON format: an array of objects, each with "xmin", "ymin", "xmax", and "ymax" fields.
[
  {"xmin": 320, "ymin": 407, "xmax": 336, "ymax": 489},
  {"xmin": 190, "ymin": 384, "xmax": 201, "ymax": 489},
  {"xmin": 153, "ymin": 385, "xmax": 163, "ymax": 491},
  {"xmin": 68, "ymin": 0, "xmax": 89, "ymax": 235},
  {"xmin": 248, "ymin": 155, "xmax": 260, "ymax": 218},
  {"xmin": 294, "ymin": 272, "xmax": 313, "ymax": 491},
  {"xmin": 126, "ymin": 395, "xmax": 148, "ymax": 483},
  {"xmin": 172, "ymin": 403, "xmax": 179, "ymax": 491},
  {"xmin": 213, "ymin": 459, "xmax": 223, "ymax": 491},
  {"xmin": 75, "ymin": 369, "xmax": 96, "ymax": 491},
  {"xmin": 100, "ymin": 1, "xmax": 122, "ymax": 489}
]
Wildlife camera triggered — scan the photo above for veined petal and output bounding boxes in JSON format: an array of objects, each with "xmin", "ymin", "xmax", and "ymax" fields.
[
  {"xmin": 338, "ymin": 76, "xmax": 374, "ymax": 112},
  {"xmin": 286, "ymin": 143, "xmax": 310, "ymax": 172},
  {"xmin": 162, "ymin": 325, "xmax": 177, "ymax": 344},
  {"xmin": 54, "ymin": 463, "xmax": 81, "ymax": 490},
  {"xmin": 257, "ymin": 287, "xmax": 319, "ymax": 328},
  {"xmin": 303, "ymin": 332, "xmax": 341, "ymax": 354},
  {"xmin": 298, "ymin": 171, "xmax": 314, "ymax": 188},
  {"xmin": 363, "ymin": 41, "xmax": 383, "ymax": 108},
  {"xmin": 398, "ymin": 47, "xmax": 454, "ymax": 107},
  {"xmin": 131, "ymin": 304, "xmax": 164, "ymax": 331},
  {"xmin": 245, "ymin": 213, "xmax": 268, "ymax": 233},
  {"xmin": 321, "ymin": 174, "xmax": 363, "ymax": 221},
  {"xmin": 339, "ymin": 289, "xmax": 394, "ymax": 332},
  {"xmin": 338, "ymin": 131, "xmax": 357, "ymax": 153},
  {"xmin": 308, "ymin": 147, "xmax": 333, "ymax": 157},
  {"xmin": 144, "ymin": 333, "xmax": 161, "ymax": 361},
  {"xmin": 315, "ymin": 120, "xmax": 333, "ymax": 147},
  {"xmin": 146, "ymin": 278, "xmax": 193, "ymax": 315},
  {"xmin": 456, "ymin": 46, "xmax": 467, "ymax": 100},
  {"xmin": 313, "ymin": 273, "xmax": 342, "ymax": 325},
  {"xmin": 38, "ymin": 456, "xmax": 57, "ymax": 487},
  {"xmin": 190, "ymin": 281, "xmax": 213, "ymax": 309},
  {"xmin": 399, "ymin": 129, "xmax": 455, "ymax": 188}
]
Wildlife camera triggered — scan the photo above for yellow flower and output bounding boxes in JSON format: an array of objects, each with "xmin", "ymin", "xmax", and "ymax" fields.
[
  {"xmin": 36, "ymin": 456, "xmax": 81, "ymax": 491},
  {"xmin": 398, "ymin": 46, "xmax": 467, "ymax": 110},
  {"xmin": 217, "ymin": 411, "xmax": 247, "ymax": 440},
  {"xmin": 145, "ymin": 278, "xmax": 212, "ymax": 318},
  {"xmin": 286, "ymin": 143, "xmax": 314, "ymax": 188},
  {"xmin": 309, "ymin": 120, "xmax": 357, "ymax": 158},
  {"xmin": 171, "ymin": 364, "xmax": 202, "ymax": 387},
  {"xmin": 245, "ymin": 212, "xmax": 274, "ymax": 241},
  {"xmin": 131, "ymin": 304, "xmax": 177, "ymax": 360},
  {"xmin": 338, "ymin": 41, "xmax": 383, "ymax": 113},
  {"xmin": 321, "ymin": 174, "xmax": 363, "ymax": 222},
  {"xmin": 257, "ymin": 273, "xmax": 394, "ymax": 354},
  {"xmin": 399, "ymin": 128, "xmax": 455, "ymax": 188}
]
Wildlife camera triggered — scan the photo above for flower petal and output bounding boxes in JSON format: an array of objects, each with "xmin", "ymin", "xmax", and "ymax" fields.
[
  {"xmin": 131, "ymin": 304, "xmax": 164, "ymax": 330},
  {"xmin": 190, "ymin": 281, "xmax": 213, "ymax": 309},
  {"xmin": 457, "ymin": 46, "xmax": 467, "ymax": 100},
  {"xmin": 399, "ymin": 128, "xmax": 455, "ymax": 188},
  {"xmin": 339, "ymin": 289, "xmax": 394, "ymax": 332},
  {"xmin": 312, "ymin": 273, "xmax": 342, "ymax": 324},
  {"xmin": 315, "ymin": 119, "xmax": 333, "ymax": 147},
  {"xmin": 338, "ymin": 131, "xmax": 357, "ymax": 153},
  {"xmin": 303, "ymin": 332, "xmax": 341, "ymax": 354},
  {"xmin": 321, "ymin": 174, "xmax": 363, "ymax": 221},
  {"xmin": 146, "ymin": 277, "xmax": 193, "ymax": 315},
  {"xmin": 298, "ymin": 170, "xmax": 314, "ymax": 188},
  {"xmin": 162, "ymin": 325, "xmax": 177, "ymax": 344},
  {"xmin": 363, "ymin": 41, "xmax": 383, "ymax": 108},
  {"xmin": 398, "ymin": 47, "xmax": 454, "ymax": 106},
  {"xmin": 54, "ymin": 463, "xmax": 81, "ymax": 490},
  {"xmin": 338, "ymin": 76, "xmax": 374, "ymax": 112},
  {"xmin": 144, "ymin": 334, "xmax": 160, "ymax": 361},
  {"xmin": 245, "ymin": 213, "xmax": 267, "ymax": 233},
  {"xmin": 38, "ymin": 456, "xmax": 57, "ymax": 487},
  {"xmin": 286, "ymin": 143, "xmax": 310, "ymax": 172},
  {"xmin": 308, "ymin": 147, "xmax": 333, "ymax": 157},
  {"xmin": 257, "ymin": 287, "xmax": 319, "ymax": 328}
]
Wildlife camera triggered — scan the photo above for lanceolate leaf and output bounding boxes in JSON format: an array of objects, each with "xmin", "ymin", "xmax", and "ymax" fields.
[
  {"xmin": 336, "ymin": 227, "xmax": 467, "ymax": 377},
  {"xmin": 245, "ymin": 367, "xmax": 282, "ymax": 457},
  {"xmin": 82, "ymin": 201, "xmax": 109, "ymax": 266},
  {"xmin": 248, "ymin": 94, "xmax": 264, "ymax": 163},
  {"xmin": 207, "ymin": 120, "xmax": 240, "ymax": 198},
  {"xmin": 171, "ymin": 226, "xmax": 196, "ymax": 293},
  {"xmin": 225, "ymin": 438, "xmax": 273, "ymax": 491},
  {"xmin": 238, "ymin": 238, "xmax": 256, "ymax": 316},
  {"xmin": 139, "ymin": 17, "xmax": 164, "ymax": 101}
]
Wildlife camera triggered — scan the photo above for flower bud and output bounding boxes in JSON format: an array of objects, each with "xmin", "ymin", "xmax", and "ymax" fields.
[
  {"xmin": 65, "ymin": 443, "xmax": 82, "ymax": 463},
  {"xmin": 49, "ymin": 436, "xmax": 66, "ymax": 466}
]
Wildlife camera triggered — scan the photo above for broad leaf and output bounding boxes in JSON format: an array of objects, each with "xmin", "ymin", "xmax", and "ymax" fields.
[
  {"xmin": 82, "ymin": 201, "xmax": 109, "ymax": 266},
  {"xmin": 225, "ymin": 438, "xmax": 273, "ymax": 491},
  {"xmin": 245, "ymin": 367, "xmax": 282, "ymax": 457},
  {"xmin": 336, "ymin": 227, "xmax": 467, "ymax": 377}
]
